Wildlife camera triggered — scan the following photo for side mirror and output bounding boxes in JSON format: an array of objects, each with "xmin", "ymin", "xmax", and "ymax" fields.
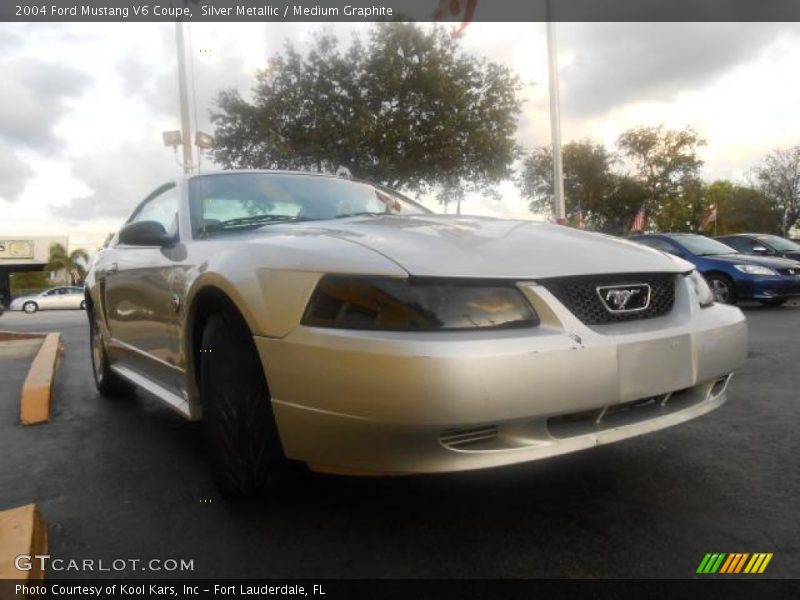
[
  {"xmin": 118, "ymin": 220, "xmax": 174, "ymax": 247},
  {"xmin": 752, "ymin": 245, "xmax": 769, "ymax": 254}
]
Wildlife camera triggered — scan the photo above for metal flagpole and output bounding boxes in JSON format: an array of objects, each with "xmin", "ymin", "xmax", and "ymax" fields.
[
  {"xmin": 175, "ymin": 21, "xmax": 194, "ymax": 174},
  {"xmin": 546, "ymin": 1, "xmax": 566, "ymax": 225}
]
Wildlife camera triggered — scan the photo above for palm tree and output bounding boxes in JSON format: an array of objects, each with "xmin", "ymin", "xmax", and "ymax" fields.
[{"xmin": 45, "ymin": 243, "xmax": 90, "ymax": 285}]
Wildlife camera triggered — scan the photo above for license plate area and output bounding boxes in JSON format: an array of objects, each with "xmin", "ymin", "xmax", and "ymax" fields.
[{"xmin": 617, "ymin": 334, "xmax": 694, "ymax": 403}]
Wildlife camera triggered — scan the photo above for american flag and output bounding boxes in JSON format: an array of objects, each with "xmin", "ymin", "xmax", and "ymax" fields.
[
  {"xmin": 433, "ymin": 0, "xmax": 477, "ymax": 38},
  {"xmin": 699, "ymin": 204, "xmax": 718, "ymax": 231},
  {"xmin": 630, "ymin": 207, "xmax": 646, "ymax": 233},
  {"xmin": 569, "ymin": 206, "xmax": 586, "ymax": 229}
]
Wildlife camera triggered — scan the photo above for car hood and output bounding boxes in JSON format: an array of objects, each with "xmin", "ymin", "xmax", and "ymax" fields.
[
  {"xmin": 778, "ymin": 250, "xmax": 800, "ymax": 261},
  {"xmin": 257, "ymin": 215, "xmax": 687, "ymax": 279},
  {"xmin": 699, "ymin": 253, "xmax": 800, "ymax": 269}
]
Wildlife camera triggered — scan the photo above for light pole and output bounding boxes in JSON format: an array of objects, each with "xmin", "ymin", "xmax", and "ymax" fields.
[
  {"xmin": 546, "ymin": 3, "xmax": 566, "ymax": 225},
  {"xmin": 175, "ymin": 21, "xmax": 194, "ymax": 174}
]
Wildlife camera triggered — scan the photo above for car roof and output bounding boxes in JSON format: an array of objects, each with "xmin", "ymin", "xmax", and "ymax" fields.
[{"xmin": 635, "ymin": 233, "xmax": 702, "ymax": 238}]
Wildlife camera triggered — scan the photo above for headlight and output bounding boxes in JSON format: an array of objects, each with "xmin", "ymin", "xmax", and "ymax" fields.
[
  {"xmin": 734, "ymin": 264, "xmax": 777, "ymax": 276},
  {"xmin": 687, "ymin": 270, "xmax": 715, "ymax": 308},
  {"xmin": 302, "ymin": 276, "xmax": 539, "ymax": 331}
]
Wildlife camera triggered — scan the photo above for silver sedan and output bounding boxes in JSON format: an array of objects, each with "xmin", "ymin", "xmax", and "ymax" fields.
[
  {"xmin": 84, "ymin": 171, "xmax": 748, "ymax": 497},
  {"xmin": 10, "ymin": 286, "xmax": 87, "ymax": 313}
]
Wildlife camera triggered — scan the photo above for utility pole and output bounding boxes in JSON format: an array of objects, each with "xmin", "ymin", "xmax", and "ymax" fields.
[
  {"xmin": 546, "ymin": 5, "xmax": 566, "ymax": 225},
  {"xmin": 175, "ymin": 21, "xmax": 194, "ymax": 174}
]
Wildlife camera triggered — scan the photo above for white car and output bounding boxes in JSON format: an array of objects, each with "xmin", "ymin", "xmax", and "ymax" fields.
[{"xmin": 10, "ymin": 286, "xmax": 87, "ymax": 313}]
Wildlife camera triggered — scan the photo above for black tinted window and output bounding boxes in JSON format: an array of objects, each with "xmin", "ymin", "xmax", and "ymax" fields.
[{"xmin": 720, "ymin": 237, "xmax": 758, "ymax": 252}]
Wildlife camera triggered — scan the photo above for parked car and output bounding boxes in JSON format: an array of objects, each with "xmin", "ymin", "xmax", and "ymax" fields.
[
  {"xmin": 630, "ymin": 233, "xmax": 800, "ymax": 306},
  {"xmin": 716, "ymin": 233, "xmax": 800, "ymax": 262},
  {"xmin": 10, "ymin": 286, "xmax": 87, "ymax": 313},
  {"xmin": 85, "ymin": 171, "xmax": 747, "ymax": 496}
]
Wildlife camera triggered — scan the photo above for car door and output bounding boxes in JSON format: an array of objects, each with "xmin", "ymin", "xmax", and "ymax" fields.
[
  {"xmin": 38, "ymin": 288, "xmax": 62, "ymax": 310},
  {"xmin": 56, "ymin": 287, "xmax": 79, "ymax": 309},
  {"xmin": 67, "ymin": 287, "xmax": 84, "ymax": 309},
  {"xmin": 99, "ymin": 184, "xmax": 185, "ymax": 395}
]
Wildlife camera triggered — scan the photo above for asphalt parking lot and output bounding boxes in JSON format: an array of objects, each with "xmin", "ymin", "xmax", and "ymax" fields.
[{"xmin": 1, "ymin": 304, "xmax": 798, "ymax": 579}]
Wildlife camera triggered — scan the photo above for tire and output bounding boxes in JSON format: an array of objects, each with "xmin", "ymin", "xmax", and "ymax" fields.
[
  {"xmin": 90, "ymin": 308, "xmax": 135, "ymax": 397},
  {"xmin": 759, "ymin": 298, "xmax": 788, "ymax": 307},
  {"xmin": 80, "ymin": 300, "xmax": 86, "ymax": 310},
  {"xmin": 705, "ymin": 274, "xmax": 736, "ymax": 305},
  {"xmin": 200, "ymin": 311, "xmax": 286, "ymax": 498},
  {"xmin": 23, "ymin": 301, "xmax": 38, "ymax": 313}
]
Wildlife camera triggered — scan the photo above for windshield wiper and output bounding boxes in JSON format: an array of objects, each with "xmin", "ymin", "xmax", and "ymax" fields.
[
  {"xmin": 333, "ymin": 211, "xmax": 390, "ymax": 219},
  {"xmin": 204, "ymin": 215, "xmax": 309, "ymax": 232}
]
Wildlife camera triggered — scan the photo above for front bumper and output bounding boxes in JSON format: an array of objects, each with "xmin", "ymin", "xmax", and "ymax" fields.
[
  {"xmin": 737, "ymin": 275, "xmax": 800, "ymax": 300},
  {"xmin": 255, "ymin": 279, "xmax": 748, "ymax": 475}
]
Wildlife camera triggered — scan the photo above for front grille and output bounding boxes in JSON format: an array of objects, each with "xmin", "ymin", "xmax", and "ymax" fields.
[
  {"xmin": 540, "ymin": 273, "xmax": 676, "ymax": 325},
  {"xmin": 776, "ymin": 268, "xmax": 800, "ymax": 276}
]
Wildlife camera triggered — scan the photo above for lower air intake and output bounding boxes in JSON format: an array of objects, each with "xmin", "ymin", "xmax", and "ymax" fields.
[{"xmin": 440, "ymin": 425, "xmax": 498, "ymax": 449}]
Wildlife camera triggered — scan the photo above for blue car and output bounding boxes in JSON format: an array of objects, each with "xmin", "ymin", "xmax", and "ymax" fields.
[{"xmin": 630, "ymin": 233, "xmax": 800, "ymax": 306}]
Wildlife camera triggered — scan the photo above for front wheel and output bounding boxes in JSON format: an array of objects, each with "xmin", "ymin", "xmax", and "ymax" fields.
[
  {"xmin": 200, "ymin": 310, "xmax": 287, "ymax": 498},
  {"xmin": 90, "ymin": 309, "xmax": 135, "ymax": 397},
  {"xmin": 23, "ymin": 301, "xmax": 38, "ymax": 313},
  {"xmin": 705, "ymin": 274, "xmax": 736, "ymax": 304}
]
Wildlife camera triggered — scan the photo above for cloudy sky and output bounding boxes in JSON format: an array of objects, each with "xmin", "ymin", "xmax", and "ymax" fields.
[{"xmin": 1, "ymin": 21, "xmax": 800, "ymax": 250}]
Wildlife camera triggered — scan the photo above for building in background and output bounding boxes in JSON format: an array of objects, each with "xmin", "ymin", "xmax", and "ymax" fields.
[{"xmin": 0, "ymin": 235, "xmax": 68, "ymax": 306}]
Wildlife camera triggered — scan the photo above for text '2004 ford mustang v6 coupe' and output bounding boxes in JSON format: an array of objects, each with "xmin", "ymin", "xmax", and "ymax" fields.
[{"xmin": 85, "ymin": 171, "xmax": 748, "ymax": 496}]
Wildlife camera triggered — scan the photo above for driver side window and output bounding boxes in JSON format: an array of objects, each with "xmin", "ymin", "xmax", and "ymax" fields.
[
  {"xmin": 640, "ymin": 237, "xmax": 679, "ymax": 254},
  {"xmin": 130, "ymin": 185, "xmax": 179, "ymax": 236},
  {"xmin": 727, "ymin": 237, "xmax": 762, "ymax": 253}
]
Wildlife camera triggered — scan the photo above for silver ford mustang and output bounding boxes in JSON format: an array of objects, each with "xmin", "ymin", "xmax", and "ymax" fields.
[{"xmin": 85, "ymin": 170, "xmax": 748, "ymax": 496}]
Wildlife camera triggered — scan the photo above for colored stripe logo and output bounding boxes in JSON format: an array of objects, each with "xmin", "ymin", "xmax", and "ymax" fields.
[{"xmin": 697, "ymin": 553, "xmax": 773, "ymax": 574}]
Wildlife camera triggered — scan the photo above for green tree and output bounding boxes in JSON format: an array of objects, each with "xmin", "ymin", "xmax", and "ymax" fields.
[
  {"xmin": 45, "ymin": 243, "xmax": 89, "ymax": 285},
  {"xmin": 519, "ymin": 140, "xmax": 648, "ymax": 233},
  {"xmin": 617, "ymin": 125, "xmax": 706, "ymax": 210},
  {"xmin": 753, "ymin": 146, "xmax": 800, "ymax": 235},
  {"xmin": 594, "ymin": 175, "xmax": 650, "ymax": 235},
  {"xmin": 9, "ymin": 271, "xmax": 51, "ymax": 295},
  {"xmin": 651, "ymin": 178, "xmax": 707, "ymax": 232},
  {"xmin": 520, "ymin": 140, "xmax": 614, "ymax": 215},
  {"xmin": 706, "ymin": 180, "xmax": 781, "ymax": 234},
  {"xmin": 212, "ymin": 23, "xmax": 522, "ymax": 211}
]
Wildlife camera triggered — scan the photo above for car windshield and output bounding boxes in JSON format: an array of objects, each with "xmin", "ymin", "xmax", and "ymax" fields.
[
  {"xmin": 673, "ymin": 235, "xmax": 738, "ymax": 256},
  {"xmin": 756, "ymin": 234, "xmax": 800, "ymax": 251},
  {"xmin": 189, "ymin": 173, "xmax": 429, "ymax": 234}
]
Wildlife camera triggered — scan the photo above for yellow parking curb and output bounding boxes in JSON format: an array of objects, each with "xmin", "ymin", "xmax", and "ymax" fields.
[
  {"xmin": 0, "ymin": 504, "xmax": 48, "ymax": 580},
  {"xmin": 0, "ymin": 331, "xmax": 45, "ymax": 342},
  {"xmin": 20, "ymin": 333, "xmax": 63, "ymax": 426}
]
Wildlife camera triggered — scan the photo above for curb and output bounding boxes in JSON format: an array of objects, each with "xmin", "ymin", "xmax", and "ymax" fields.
[
  {"xmin": 0, "ymin": 331, "xmax": 46, "ymax": 342},
  {"xmin": 20, "ymin": 333, "xmax": 63, "ymax": 426},
  {"xmin": 0, "ymin": 504, "xmax": 48, "ymax": 580}
]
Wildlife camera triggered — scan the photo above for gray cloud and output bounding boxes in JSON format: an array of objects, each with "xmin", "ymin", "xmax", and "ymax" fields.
[
  {"xmin": 50, "ymin": 142, "xmax": 180, "ymax": 221},
  {"xmin": 0, "ymin": 141, "xmax": 34, "ymax": 201},
  {"xmin": 0, "ymin": 58, "xmax": 91, "ymax": 152},
  {"xmin": 559, "ymin": 23, "xmax": 797, "ymax": 117},
  {"xmin": 0, "ymin": 29, "xmax": 20, "ymax": 52}
]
